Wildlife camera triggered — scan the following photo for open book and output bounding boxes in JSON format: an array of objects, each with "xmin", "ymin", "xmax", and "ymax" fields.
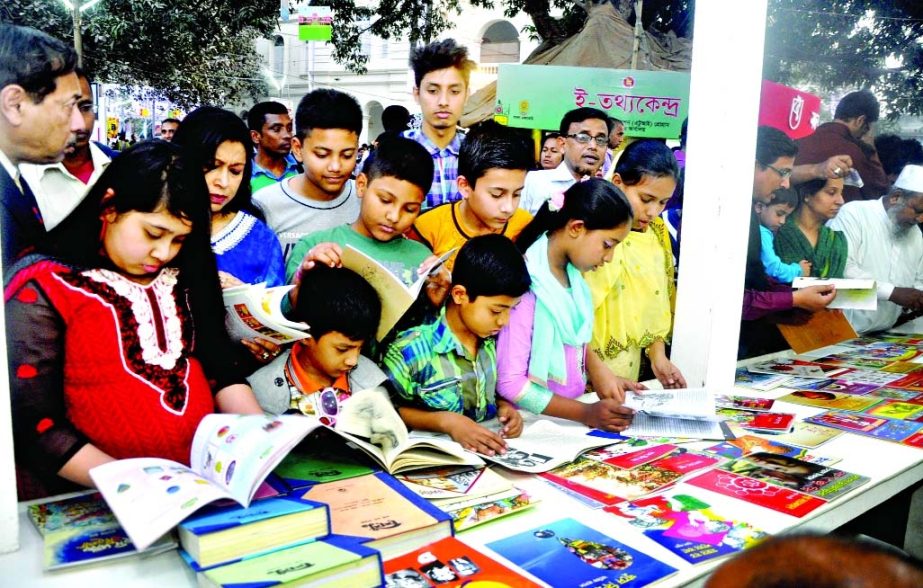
[
  {"xmin": 340, "ymin": 245, "xmax": 455, "ymax": 341},
  {"xmin": 223, "ymin": 283, "xmax": 309, "ymax": 345},
  {"xmin": 623, "ymin": 389, "xmax": 724, "ymax": 440},
  {"xmin": 792, "ymin": 277, "xmax": 876, "ymax": 311},
  {"xmin": 90, "ymin": 414, "xmax": 322, "ymax": 551},
  {"xmin": 477, "ymin": 419, "xmax": 616, "ymax": 473}
]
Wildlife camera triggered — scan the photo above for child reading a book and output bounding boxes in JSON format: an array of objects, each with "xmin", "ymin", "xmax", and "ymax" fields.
[
  {"xmin": 755, "ymin": 187, "xmax": 811, "ymax": 284},
  {"xmin": 408, "ymin": 121, "xmax": 535, "ymax": 271},
  {"xmin": 248, "ymin": 265, "xmax": 389, "ymax": 417},
  {"xmin": 284, "ymin": 136, "xmax": 435, "ymax": 286},
  {"xmin": 584, "ymin": 140, "xmax": 687, "ymax": 387},
  {"xmin": 6, "ymin": 142, "xmax": 262, "ymax": 499},
  {"xmin": 253, "ymin": 89, "xmax": 363, "ymax": 260},
  {"xmin": 383, "ymin": 235, "xmax": 530, "ymax": 456},
  {"xmin": 497, "ymin": 179, "xmax": 637, "ymax": 432}
]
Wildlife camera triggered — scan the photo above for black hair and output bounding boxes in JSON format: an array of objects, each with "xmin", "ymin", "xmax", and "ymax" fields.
[
  {"xmin": 876, "ymin": 134, "xmax": 923, "ymax": 178},
  {"xmin": 294, "ymin": 88, "xmax": 362, "ymax": 140},
  {"xmin": 516, "ymin": 178, "xmax": 634, "ymax": 252},
  {"xmin": 375, "ymin": 130, "xmax": 401, "ymax": 147},
  {"xmin": 452, "ymin": 234, "xmax": 530, "ymax": 301},
  {"xmin": 0, "ymin": 24, "xmax": 77, "ymax": 103},
  {"xmin": 171, "ymin": 106, "xmax": 259, "ymax": 217},
  {"xmin": 559, "ymin": 107, "xmax": 612, "ymax": 136},
  {"xmin": 161, "ymin": 117, "xmax": 181, "ymax": 127},
  {"xmin": 293, "ymin": 265, "xmax": 382, "ymax": 342},
  {"xmin": 46, "ymin": 141, "xmax": 236, "ymax": 383},
  {"xmin": 360, "ymin": 136, "xmax": 434, "ymax": 196},
  {"xmin": 246, "ymin": 101, "xmax": 288, "ymax": 133},
  {"xmin": 769, "ymin": 187, "xmax": 800, "ymax": 209},
  {"xmin": 755, "ymin": 125, "xmax": 798, "ymax": 167},
  {"xmin": 409, "ymin": 38, "xmax": 476, "ymax": 88},
  {"xmin": 457, "ymin": 121, "xmax": 534, "ymax": 187},
  {"xmin": 382, "ymin": 104, "xmax": 411, "ymax": 133},
  {"xmin": 543, "ymin": 132, "xmax": 562, "ymax": 143},
  {"xmin": 609, "ymin": 117, "xmax": 624, "ymax": 129},
  {"xmin": 834, "ymin": 90, "xmax": 880, "ymax": 123},
  {"xmin": 614, "ymin": 139, "xmax": 679, "ymax": 186}
]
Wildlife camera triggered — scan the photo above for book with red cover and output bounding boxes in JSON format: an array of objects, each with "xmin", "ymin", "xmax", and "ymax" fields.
[
  {"xmin": 383, "ymin": 536, "xmax": 541, "ymax": 587},
  {"xmin": 741, "ymin": 413, "xmax": 796, "ymax": 434}
]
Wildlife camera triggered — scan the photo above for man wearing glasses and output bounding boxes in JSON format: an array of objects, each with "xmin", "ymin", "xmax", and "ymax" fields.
[
  {"xmin": 520, "ymin": 107, "xmax": 611, "ymax": 214},
  {"xmin": 20, "ymin": 68, "xmax": 115, "ymax": 230}
]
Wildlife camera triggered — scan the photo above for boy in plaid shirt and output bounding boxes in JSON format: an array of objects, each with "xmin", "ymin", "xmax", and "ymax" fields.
[{"xmin": 383, "ymin": 235, "xmax": 530, "ymax": 455}]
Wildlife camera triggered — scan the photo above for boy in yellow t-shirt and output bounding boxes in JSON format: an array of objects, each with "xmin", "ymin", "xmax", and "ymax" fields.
[{"xmin": 408, "ymin": 122, "xmax": 533, "ymax": 270}]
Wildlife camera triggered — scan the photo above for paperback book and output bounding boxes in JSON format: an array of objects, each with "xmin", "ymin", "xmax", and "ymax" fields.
[
  {"xmin": 715, "ymin": 395, "xmax": 776, "ymax": 412},
  {"xmin": 805, "ymin": 410, "xmax": 923, "ymax": 447},
  {"xmin": 779, "ymin": 390, "xmax": 883, "ymax": 412},
  {"xmin": 725, "ymin": 420, "xmax": 843, "ymax": 449},
  {"xmin": 222, "ymin": 282, "xmax": 309, "ymax": 345},
  {"xmin": 734, "ymin": 368, "xmax": 792, "ymax": 391},
  {"xmin": 703, "ymin": 435, "xmax": 839, "ymax": 466},
  {"xmin": 747, "ymin": 358, "xmax": 848, "ymax": 379},
  {"xmin": 477, "ymin": 419, "xmax": 615, "ymax": 473},
  {"xmin": 792, "ymin": 378, "xmax": 882, "ymax": 396},
  {"xmin": 396, "ymin": 466, "xmax": 512, "ymax": 501},
  {"xmin": 439, "ymin": 489, "xmax": 536, "ymax": 532},
  {"xmin": 487, "ymin": 517, "xmax": 677, "ymax": 588}
]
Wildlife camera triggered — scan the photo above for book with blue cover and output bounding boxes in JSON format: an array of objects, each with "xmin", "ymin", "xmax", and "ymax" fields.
[
  {"xmin": 178, "ymin": 494, "xmax": 330, "ymax": 568},
  {"xmin": 487, "ymin": 517, "xmax": 677, "ymax": 587}
]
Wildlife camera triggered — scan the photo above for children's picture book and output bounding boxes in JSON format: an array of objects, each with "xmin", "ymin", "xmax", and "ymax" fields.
[
  {"xmin": 734, "ymin": 368, "xmax": 793, "ymax": 391},
  {"xmin": 439, "ymin": 489, "xmax": 536, "ymax": 532},
  {"xmin": 836, "ymin": 368, "xmax": 906, "ymax": 386},
  {"xmin": 686, "ymin": 468, "xmax": 827, "ymax": 517},
  {"xmin": 831, "ymin": 341, "xmax": 923, "ymax": 362},
  {"xmin": 301, "ymin": 471, "xmax": 454, "ymax": 561},
  {"xmin": 89, "ymin": 414, "xmax": 326, "ymax": 550},
  {"xmin": 747, "ymin": 358, "xmax": 848, "ymax": 379},
  {"xmin": 725, "ymin": 420, "xmax": 843, "ymax": 449},
  {"xmin": 792, "ymin": 378, "xmax": 881, "ymax": 396},
  {"xmin": 778, "ymin": 390, "xmax": 884, "ymax": 412},
  {"xmin": 384, "ymin": 536, "xmax": 542, "ymax": 588},
  {"xmin": 27, "ymin": 492, "xmax": 177, "ymax": 570},
  {"xmin": 703, "ymin": 435, "xmax": 839, "ymax": 466},
  {"xmin": 715, "ymin": 395, "xmax": 776, "ymax": 412},
  {"xmin": 177, "ymin": 494, "xmax": 329, "ymax": 569},
  {"xmin": 396, "ymin": 466, "xmax": 512, "ymax": 501},
  {"xmin": 222, "ymin": 282, "xmax": 309, "ymax": 345},
  {"xmin": 341, "ymin": 244, "xmax": 456, "ymax": 341},
  {"xmin": 541, "ymin": 449, "xmax": 721, "ymax": 506},
  {"xmin": 872, "ymin": 387, "xmax": 923, "ymax": 402},
  {"xmin": 477, "ymin": 419, "xmax": 616, "ymax": 473},
  {"xmin": 596, "ymin": 443, "xmax": 680, "ymax": 469},
  {"xmin": 792, "ymin": 277, "xmax": 877, "ymax": 310},
  {"xmin": 805, "ymin": 410, "xmax": 923, "ymax": 447},
  {"xmin": 486, "ymin": 517, "xmax": 677, "ymax": 588},
  {"xmin": 865, "ymin": 399, "xmax": 923, "ymax": 421},
  {"xmin": 606, "ymin": 493, "xmax": 768, "ymax": 565},
  {"xmin": 887, "ymin": 371, "xmax": 923, "ymax": 392},
  {"xmin": 196, "ymin": 535, "xmax": 382, "ymax": 588}
]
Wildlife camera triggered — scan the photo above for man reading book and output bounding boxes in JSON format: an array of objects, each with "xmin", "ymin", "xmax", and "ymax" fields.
[
  {"xmin": 248, "ymin": 266, "xmax": 388, "ymax": 417},
  {"xmin": 382, "ymin": 235, "xmax": 530, "ymax": 456}
]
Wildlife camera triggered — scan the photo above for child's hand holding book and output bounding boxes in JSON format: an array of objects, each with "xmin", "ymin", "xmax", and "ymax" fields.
[
  {"xmin": 497, "ymin": 400, "xmax": 523, "ymax": 439},
  {"xmin": 440, "ymin": 412, "xmax": 508, "ymax": 456}
]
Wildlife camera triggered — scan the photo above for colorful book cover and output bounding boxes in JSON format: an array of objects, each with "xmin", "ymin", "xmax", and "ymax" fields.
[
  {"xmin": 685, "ymin": 469, "xmax": 826, "ymax": 517},
  {"xmin": 747, "ymin": 359, "xmax": 847, "ymax": 379},
  {"xmin": 865, "ymin": 399, "xmax": 923, "ymax": 421},
  {"xmin": 198, "ymin": 535, "xmax": 382, "ymax": 588},
  {"xmin": 300, "ymin": 472, "xmax": 453, "ymax": 553},
  {"xmin": 812, "ymin": 354, "xmax": 892, "ymax": 370},
  {"xmin": 734, "ymin": 368, "xmax": 792, "ymax": 391},
  {"xmin": 703, "ymin": 435, "xmax": 838, "ymax": 465},
  {"xmin": 384, "ymin": 536, "xmax": 541, "ymax": 587},
  {"xmin": 740, "ymin": 413, "xmax": 796, "ymax": 434},
  {"xmin": 726, "ymin": 420, "xmax": 842, "ymax": 448},
  {"xmin": 272, "ymin": 450, "xmax": 376, "ymax": 490},
  {"xmin": 487, "ymin": 518, "xmax": 677, "ymax": 588},
  {"xmin": 874, "ymin": 388, "xmax": 923, "ymax": 402},
  {"xmin": 601, "ymin": 444, "xmax": 679, "ymax": 469},
  {"xmin": 715, "ymin": 395, "xmax": 776, "ymax": 412},
  {"xmin": 605, "ymin": 493, "xmax": 768, "ymax": 565},
  {"xmin": 834, "ymin": 369, "xmax": 905, "ymax": 386},
  {"xmin": 795, "ymin": 378, "xmax": 881, "ymax": 396},
  {"xmin": 720, "ymin": 453, "xmax": 868, "ymax": 501},
  {"xmin": 779, "ymin": 390, "xmax": 884, "ymax": 411},
  {"xmin": 880, "ymin": 371, "xmax": 923, "ymax": 392},
  {"xmin": 443, "ymin": 490, "xmax": 536, "ymax": 532},
  {"xmin": 880, "ymin": 361, "xmax": 923, "ymax": 374},
  {"xmin": 178, "ymin": 494, "xmax": 328, "ymax": 536},
  {"xmin": 396, "ymin": 466, "xmax": 511, "ymax": 500},
  {"xmin": 805, "ymin": 410, "xmax": 890, "ymax": 433},
  {"xmin": 805, "ymin": 410, "xmax": 923, "ymax": 446}
]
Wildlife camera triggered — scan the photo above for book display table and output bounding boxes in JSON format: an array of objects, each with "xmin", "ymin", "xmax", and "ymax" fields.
[{"xmin": 3, "ymin": 349, "xmax": 923, "ymax": 587}]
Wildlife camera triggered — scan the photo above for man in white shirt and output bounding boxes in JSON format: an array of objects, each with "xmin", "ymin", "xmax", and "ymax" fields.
[
  {"xmin": 20, "ymin": 69, "xmax": 112, "ymax": 230},
  {"xmin": 519, "ymin": 107, "xmax": 611, "ymax": 214},
  {"xmin": 828, "ymin": 164, "xmax": 923, "ymax": 333}
]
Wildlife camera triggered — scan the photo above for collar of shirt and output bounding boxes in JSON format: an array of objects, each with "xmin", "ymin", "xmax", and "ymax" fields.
[
  {"xmin": 288, "ymin": 343, "xmax": 350, "ymax": 394},
  {"xmin": 429, "ymin": 306, "xmax": 494, "ymax": 361},
  {"xmin": 550, "ymin": 159, "xmax": 580, "ymax": 183},
  {"xmin": 0, "ymin": 149, "xmax": 20, "ymax": 190},
  {"xmin": 251, "ymin": 153, "xmax": 299, "ymax": 180},
  {"xmin": 22, "ymin": 141, "xmax": 112, "ymax": 184},
  {"xmin": 404, "ymin": 128, "xmax": 462, "ymax": 157}
]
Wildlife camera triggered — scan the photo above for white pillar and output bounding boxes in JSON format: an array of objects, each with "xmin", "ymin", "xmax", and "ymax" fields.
[{"xmin": 671, "ymin": 0, "xmax": 768, "ymax": 388}]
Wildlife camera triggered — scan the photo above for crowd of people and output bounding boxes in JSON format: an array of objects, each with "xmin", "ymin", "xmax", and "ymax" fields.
[{"xmin": 3, "ymin": 20, "xmax": 923, "ymax": 542}]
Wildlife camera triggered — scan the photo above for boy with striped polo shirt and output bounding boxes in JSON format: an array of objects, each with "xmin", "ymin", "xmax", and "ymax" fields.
[{"xmin": 382, "ymin": 235, "xmax": 530, "ymax": 456}]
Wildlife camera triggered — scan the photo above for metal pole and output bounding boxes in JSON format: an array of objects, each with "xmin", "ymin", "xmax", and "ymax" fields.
[
  {"xmin": 72, "ymin": 3, "xmax": 83, "ymax": 68},
  {"xmin": 630, "ymin": 0, "xmax": 644, "ymax": 70}
]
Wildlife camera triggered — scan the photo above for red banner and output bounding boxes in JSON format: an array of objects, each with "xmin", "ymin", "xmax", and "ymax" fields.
[{"xmin": 759, "ymin": 80, "xmax": 822, "ymax": 140}]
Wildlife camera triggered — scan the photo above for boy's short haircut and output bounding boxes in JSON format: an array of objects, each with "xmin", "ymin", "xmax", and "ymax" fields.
[
  {"xmin": 294, "ymin": 89, "xmax": 362, "ymax": 140},
  {"xmin": 293, "ymin": 266, "xmax": 382, "ymax": 342},
  {"xmin": 559, "ymin": 107, "xmax": 612, "ymax": 135},
  {"xmin": 458, "ymin": 121, "xmax": 535, "ymax": 187},
  {"xmin": 452, "ymin": 234, "xmax": 531, "ymax": 301},
  {"xmin": 769, "ymin": 187, "xmax": 799, "ymax": 209},
  {"xmin": 409, "ymin": 38, "xmax": 476, "ymax": 88},
  {"xmin": 361, "ymin": 136, "xmax": 434, "ymax": 196},
  {"xmin": 246, "ymin": 101, "xmax": 288, "ymax": 132}
]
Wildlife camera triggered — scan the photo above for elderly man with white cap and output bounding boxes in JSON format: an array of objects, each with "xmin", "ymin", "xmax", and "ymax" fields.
[{"xmin": 828, "ymin": 164, "xmax": 923, "ymax": 333}]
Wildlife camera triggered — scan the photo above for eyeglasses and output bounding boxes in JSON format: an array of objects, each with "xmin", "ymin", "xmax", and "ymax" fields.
[
  {"xmin": 566, "ymin": 133, "xmax": 608, "ymax": 147},
  {"xmin": 763, "ymin": 163, "xmax": 793, "ymax": 179}
]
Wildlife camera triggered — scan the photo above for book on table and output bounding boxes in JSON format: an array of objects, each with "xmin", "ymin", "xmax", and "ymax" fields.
[
  {"xmin": 383, "ymin": 536, "xmax": 542, "ymax": 587},
  {"xmin": 487, "ymin": 517, "xmax": 677, "ymax": 588},
  {"xmin": 194, "ymin": 535, "xmax": 382, "ymax": 588},
  {"xmin": 437, "ymin": 488, "xmax": 536, "ymax": 532},
  {"xmin": 26, "ymin": 491, "xmax": 177, "ymax": 570},
  {"xmin": 177, "ymin": 494, "xmax": 329, "ymax": 570},
  {"xmin": 299, "ymin": 471, "xmax": 454, "ymax": 560},
  {"xmin": 622, "ymin": 389, "xmax": 724, "ymax": 440},
  {"xmin": 475, "ymin": 419, "xmax": 616, "ymax": 473},
  {"xmin": 222, "ymin": 282, "xmax": 309, "ymax": 345},
  {"xmin": 340, "ymin": 244, "xmax": 455, "ymax": 341}
]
